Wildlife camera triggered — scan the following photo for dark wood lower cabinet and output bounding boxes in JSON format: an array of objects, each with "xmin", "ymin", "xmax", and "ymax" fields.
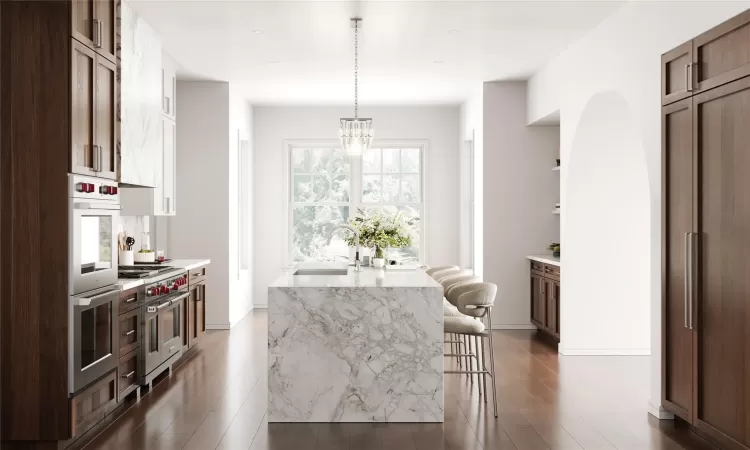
[
  {"xmin": 529, "ymin": 262, "xmax": 560, "ymax": 342},
  {"xmin": 70, "ymin": 371, "xmax": 117, "ymax": 439},
  {"xmin": 186, "ymin": 279, "xmax": 207, "ymax": 349}
]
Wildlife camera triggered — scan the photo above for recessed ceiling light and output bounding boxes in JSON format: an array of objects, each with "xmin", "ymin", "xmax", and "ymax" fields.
[
  {"xmin": 448, "ymin": 29, "xmax": 461, "ymax": 34},
  {"xmin": 433, "ymin": 60, "xmax": 445, "ymax": 64},
  {"xmin": 252, "ymin": 29, "xmax": 263, "ymax": 34}
]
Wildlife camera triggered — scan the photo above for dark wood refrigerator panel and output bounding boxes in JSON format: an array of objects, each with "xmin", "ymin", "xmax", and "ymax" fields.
[
  {"xmin": 694, "ymin": 77, "xmax": 750, "ymax": 449},
  {"xmin": 661, "ymin": 98, "xmax": 694, "ymax": 421}
]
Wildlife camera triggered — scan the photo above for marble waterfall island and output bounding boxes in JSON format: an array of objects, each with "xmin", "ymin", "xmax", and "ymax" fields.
[{"xmin": 268, "ymin": 268, "xmax": 444, "ymax": 422}]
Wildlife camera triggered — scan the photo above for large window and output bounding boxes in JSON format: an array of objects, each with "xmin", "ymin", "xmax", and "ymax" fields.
[{"xmin": 289, "ymin": 143, "xmax": 423, "ymax": 263}]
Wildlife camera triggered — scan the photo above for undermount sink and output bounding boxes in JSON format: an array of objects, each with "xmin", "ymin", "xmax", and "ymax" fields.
[
  {"xmin": 292, "ymin": 262, "xmax": 349, "ymax": 276},
  {"xmin": 293, "ymin": 268, "xmax": 349, "ymax": 276}
]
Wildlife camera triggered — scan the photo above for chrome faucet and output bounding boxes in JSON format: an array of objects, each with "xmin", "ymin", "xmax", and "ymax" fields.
[{"xmin": 328, "ymin": 225, "xmax": 361, "ymax": 272}]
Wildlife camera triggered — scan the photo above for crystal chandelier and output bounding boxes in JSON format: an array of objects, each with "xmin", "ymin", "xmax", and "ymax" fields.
[{"xmin": 339, "ymin": 18, "xmax": 373, "ymax": 157}]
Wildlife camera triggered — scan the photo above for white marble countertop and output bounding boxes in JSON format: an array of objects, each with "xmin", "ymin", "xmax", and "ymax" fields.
[
  {"xmin": 270, "ymin": 266, "xmax": 442, "ymax": 289},
  {"xmin": 527, "ymin": 254, "xmax": 561, "ymax": 266},
  {"xmin": 118, "ymin": 278, "xmax": 144, "ymax": 291},
  {"xmin": 117, "ymin": 259, "xmax": 211, "ymax": 291},
  {"xmin": 167, "ymin": 258, "xmax": 211, "ymax": 271}
]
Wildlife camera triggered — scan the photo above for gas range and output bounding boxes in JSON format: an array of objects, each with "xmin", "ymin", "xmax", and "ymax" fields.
[{"xmin": 118, "ymin": 265, "xmax": 182, "ymax": 283}]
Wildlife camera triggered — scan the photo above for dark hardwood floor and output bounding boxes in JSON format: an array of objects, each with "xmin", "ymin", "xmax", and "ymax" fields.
[{"xmin": 82, "ymin": 311, "xmax": 713, "ymax": 450}]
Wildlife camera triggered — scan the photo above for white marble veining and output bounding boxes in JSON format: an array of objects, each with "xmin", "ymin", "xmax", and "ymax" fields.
[
  {"xmin": 527, "ymin": 254, "xmax": 561, "ymax": 266},
  {"xmin": 268, "ymin": 268, "xmax": 444, "ymax": 422},
  {"xmin": 121, "ymin": 2, "xmax": 162, "ymax": 187}
]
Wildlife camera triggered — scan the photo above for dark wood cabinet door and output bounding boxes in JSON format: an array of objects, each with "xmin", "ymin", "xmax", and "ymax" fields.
[
  {"xmin": 662, "ymin": 41, "xmax": 694, "ymax": 106},
  {"xmin": 530, "ymin": 273, "xmax": 545, "ymax": 329},
  {"xmin": 118, "ymin": 308, "xmax": 140, "ymax": 358},
  {"xmin": 94, "ymin": 0, "xmax": 117, "ymax": 62},
  {"xmin": 693, "ymin": 10, "xmax": 750, "ymax": 95},
  {"xmin": 693, "ymin": 77, "xmax": 750, "ymax": 449},
  {"xmin": 71, "ymin": 39, "xmax": 97, "ymax": 176},
  {"xmin": 95, "ymin": 55, "xmax": 117, "ymax": 179},
  {"xmin": 71, "ymin": 0, "xmax": 96, "ymax": 49},
  {"xmin": 661, "ymin": 97, "xmax": 695, "ymax": 422},
  {"xmin": 545, "ymin": 280, "xmax": 560, "ymax": 340},
  {"xmin": 195, "ymin": 282, "xmax": 206, "ymax": 342}
]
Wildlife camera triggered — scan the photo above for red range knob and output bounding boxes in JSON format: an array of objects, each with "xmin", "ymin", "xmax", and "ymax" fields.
[
  {"xmin": 87, "ymin": 183, "xmax": 95, "ymax": 193},
  {"xmin": 112, "ymin": 186, "xmax": 118, "ymax": 194},
  {"xmin": 172, "ymin": 285, "xmax": 178, "ymax": 292},
  {"xmin": 151, "ymin": 287, "xmax": 158, "ymax": 296},
  {"xmin": 160, "ymin": 286, "xmax": 167, "ymax": 294}
]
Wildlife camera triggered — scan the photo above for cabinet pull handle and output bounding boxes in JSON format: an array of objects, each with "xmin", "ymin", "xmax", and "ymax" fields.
[
  {"xmin": 169, "ymin": 346, "xmax": 176, "ymax": 353},
  {"xmin": 688, "ymin": 233, "xmax": 697, "ymax": 330},
  {"xmin": 122, "ymin": 371, "xmax": 135, "ymax": 378},
  {"xmin": 92, "ymin": 19, "xmax": 102, "ymax": 48},
  {"xmin": 93, "ymin": 145, "xmax": 99, "ymax": 172},
  {"xmin": 685, "ymin": 64, "xmax": 693, "ymax": 92},
  {"xmin": 684, "ymin": 232, "xmax": 696, "ymax": 329},
  {"xmin": 123, "ymin": 329, "xmax": 135, "ymax": 336},
  {"xmin": 539, "ymin": 278, "xmax": 544, "ymax": 296},
  {"xmin": 125, "ymin": 296, "xmax": 137, "ymax": 303}
]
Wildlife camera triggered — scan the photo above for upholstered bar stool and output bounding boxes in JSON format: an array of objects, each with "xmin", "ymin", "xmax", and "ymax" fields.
[
  {"xmin": 440, "ymin": 273, "xmax": 480, "ymax": 366},
  {"xmin": 443, "ymin": 282, "xmax": 498, "ymax": 416}
]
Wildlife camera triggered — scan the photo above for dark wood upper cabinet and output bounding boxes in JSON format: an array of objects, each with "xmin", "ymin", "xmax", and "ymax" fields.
[
  {"xmin": 661, "ymin": 97, "xmax": 694, "ymax": 423},
  {"xmin": 692, "ymin": 76, "xmax": 750, "ymax": 450},
  {"xmin": 71, "ymin": 39, "xmax": 97, "ymax": 176},
  {"xmin": 95, "ymin": 55, "xmax": 117, "ymax": 180},
  {"xmin": 71, "ymin": 0, "xmax": 96, "ymax": 49},
  {"xmin": 71, "ymin": 0, "xmax": 116, "ymax": 62},
  {"xmin": 95, "ymin": 0, "xmax": 117, "ymax": 63},
  {"xmin": 693, "ymin": 10, "xmax": 750, "ymax": 95},
  {"xmin": 71, "ymin": 39, "xmax": 117, "ymax": 179},
  {"xmin": 662, "ymin": 41, "xmax": 693, "ymax": 106}
]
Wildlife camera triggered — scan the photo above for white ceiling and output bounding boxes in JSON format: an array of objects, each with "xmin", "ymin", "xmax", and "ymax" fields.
[{"xmin": 128, "ymin": 0, "xmax": 624, "ymax": 105}]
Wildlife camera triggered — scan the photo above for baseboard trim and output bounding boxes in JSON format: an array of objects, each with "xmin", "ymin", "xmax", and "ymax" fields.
[
  {"xmin": 491, "ymin": 324, "xmax": 537, "ymax": 330},
  {"xmin": 206, "ymin": 323, "xmax": 231, "ymax": 330},
  {"xmin": 253, "ymin": 304, "xmax": 268, "ymax": 309},
  {"xmin": 648, "ymin": 401, "xmax": 675, "ymax": 420},
  {"xmin": 559, "ymin": 347, "xmax": 651, "ymax": 356}
]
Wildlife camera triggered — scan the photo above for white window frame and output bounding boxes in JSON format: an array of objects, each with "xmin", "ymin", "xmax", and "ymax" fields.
[{"xmin": 283, "ymin": 139, "xmax": 428, "ymax": 265}]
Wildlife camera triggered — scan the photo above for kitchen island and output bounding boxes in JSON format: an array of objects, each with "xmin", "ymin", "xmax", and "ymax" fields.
[{"xmin": 268, "ymin": 267, "xmax": 444, "ymax": 422}]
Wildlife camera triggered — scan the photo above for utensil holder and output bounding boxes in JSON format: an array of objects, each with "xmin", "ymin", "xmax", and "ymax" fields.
[{"xmin": 119, "ymin": 250, "xmax": 134, "ymax": 266}]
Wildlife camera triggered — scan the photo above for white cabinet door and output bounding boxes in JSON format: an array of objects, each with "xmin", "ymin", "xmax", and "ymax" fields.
[
  {"xmin": 162, "ymin": 52, "xmax": 176, "ymax": 120},
  {"xmin": 162, "ymin": 117, "xmax": 176, "ymax": 216}
]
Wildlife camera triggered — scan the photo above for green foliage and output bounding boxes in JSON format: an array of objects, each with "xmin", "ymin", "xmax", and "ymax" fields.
[{"xmin": 344, "ymin": 208, "xmax": 419, "ymax": 257}]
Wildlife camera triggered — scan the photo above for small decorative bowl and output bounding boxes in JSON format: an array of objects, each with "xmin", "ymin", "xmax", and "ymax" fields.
[{"xmin": 134, "ymin": 251, "xmax": 155, "ymax": 263}]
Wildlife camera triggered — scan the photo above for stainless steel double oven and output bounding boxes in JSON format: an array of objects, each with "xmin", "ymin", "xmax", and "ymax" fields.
[{"xmin": 68, "ymin": 174, "xmax": 121, "ymax": 394}]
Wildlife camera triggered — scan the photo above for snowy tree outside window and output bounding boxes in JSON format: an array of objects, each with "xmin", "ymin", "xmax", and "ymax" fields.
[{"xmin": 290, "ymin": 144, "xmax": 423, "ymax": 263}]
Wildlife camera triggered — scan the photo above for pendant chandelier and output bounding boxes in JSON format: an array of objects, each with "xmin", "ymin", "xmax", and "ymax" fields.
[{"xmin": 339, "ymin": 18, "xmax": 373, "ymax": 157}]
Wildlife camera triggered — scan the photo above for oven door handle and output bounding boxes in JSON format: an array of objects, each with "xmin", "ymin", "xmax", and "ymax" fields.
[
  {"xmin": 167, "ymin": 292, "xmax": 190, "ymax": 305},
  {"xmin": 73, "ymin": 287, "xmax": 120, "ymax": 307}
]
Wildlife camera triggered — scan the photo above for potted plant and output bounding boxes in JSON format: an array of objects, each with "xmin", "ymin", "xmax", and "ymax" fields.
[
  {"xmin": 548, "ymin": 242, "xmax": 560, "ymax": 258},
  {"xmin": 345, "ymin": 208, "xmax": 417, "ymax": 268}
]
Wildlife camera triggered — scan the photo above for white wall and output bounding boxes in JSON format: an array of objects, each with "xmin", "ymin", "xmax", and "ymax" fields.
[
  {"xmin": 459, "ymin": 89, "xmax": 483, "ymax": 276},
  {"xmin": 168, "ymin": 81, "xmax": 232, "ymax": 329},
  {"xmin": 483, "ymin": 81, "xmax": 560, "ymax": 329},
  {"xmin": 253, "ymin": 105, "xmax": 461, "ymax": 306},
  {"xmin": 526, "ymin": 0, "xmax": 750, "ymax": 414}
]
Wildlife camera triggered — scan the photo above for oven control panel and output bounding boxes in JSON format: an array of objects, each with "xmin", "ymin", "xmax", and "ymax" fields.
[
  {"xmin": 146, "ymin": 273, "xmax": 189, "ymax": 297},
  {"xmin": 69, "ymin": 174, "xmax": 119, "ymax": 202}
]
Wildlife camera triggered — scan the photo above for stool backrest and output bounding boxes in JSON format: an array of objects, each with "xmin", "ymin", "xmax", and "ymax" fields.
[{"xmin": 447, "ymin": 282, "xmax": 497, "ymax": 317}]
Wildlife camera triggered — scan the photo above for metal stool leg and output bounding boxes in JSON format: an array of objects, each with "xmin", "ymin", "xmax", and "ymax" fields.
[
  {"xmin": 487, "ymin": 311, "xmax": 498, "ymax": 417},
  {"xmin": 475, "ymin": 335, "xmax": 482, "ymax": 396},
  {"xmin": 481, "ymin": 334, "xmax": 488, "ymax": 403}
]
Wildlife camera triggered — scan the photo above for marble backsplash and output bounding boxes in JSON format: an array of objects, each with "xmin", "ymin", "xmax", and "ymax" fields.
[{"xmin": 119, "ymin": 215, "xmax": 151, "ymax": 252}]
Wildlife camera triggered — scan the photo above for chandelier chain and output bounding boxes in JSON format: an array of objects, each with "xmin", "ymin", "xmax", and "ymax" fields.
[{"xmin": 354, "ymin": 22, "xmax": 359, "ymax": 118}]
